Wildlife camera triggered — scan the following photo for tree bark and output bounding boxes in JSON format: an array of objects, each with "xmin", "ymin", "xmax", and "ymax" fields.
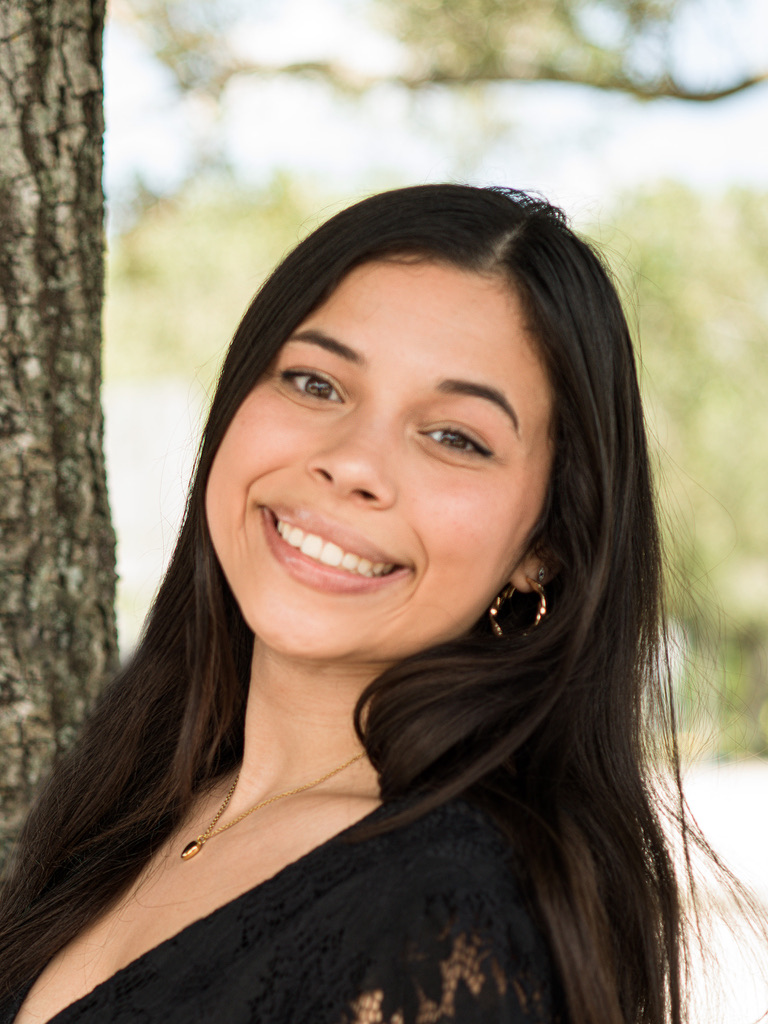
[{"xmin": 0, "ymin": 0, "xmax": 117, "ymax": 872}]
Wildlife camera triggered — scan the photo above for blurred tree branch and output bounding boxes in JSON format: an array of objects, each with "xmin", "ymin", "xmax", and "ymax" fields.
[{"xmin": 113, "ymin": 0, "xmax": 768, "ymax": 103}]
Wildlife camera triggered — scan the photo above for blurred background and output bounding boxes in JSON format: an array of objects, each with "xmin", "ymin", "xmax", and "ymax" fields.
[{"xmin": 100, "ymin": 4, "xmax": 767, "ymax": 1013}]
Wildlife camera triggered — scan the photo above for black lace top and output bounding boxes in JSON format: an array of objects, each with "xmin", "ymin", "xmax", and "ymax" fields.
[{"xmin": 2, "ymin": 798, "xmax": 565, "ymax": 1024}]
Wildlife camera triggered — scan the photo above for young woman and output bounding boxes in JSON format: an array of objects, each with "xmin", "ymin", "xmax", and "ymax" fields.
[{"xmin": 2, "ymin": 184, "xmax": 690, "ymax": 1024}]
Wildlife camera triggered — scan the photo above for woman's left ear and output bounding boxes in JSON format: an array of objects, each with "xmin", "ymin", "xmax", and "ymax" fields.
[{"xmin": 508, "ymin": 548, "xmax": 556, "ymax": 593}]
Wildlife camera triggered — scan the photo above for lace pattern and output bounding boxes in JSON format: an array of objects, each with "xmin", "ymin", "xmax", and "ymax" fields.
[
  {"xmin": 1, "ymin": 799, "xmax": 564, "ymax": 1024},
  {"xmin": 340, "ymin": 881, "xmax": 558, "ymax": 1024},
  {"xmin": 348, "ymin": 931, "xmax": 495, "ymax": 1024}
]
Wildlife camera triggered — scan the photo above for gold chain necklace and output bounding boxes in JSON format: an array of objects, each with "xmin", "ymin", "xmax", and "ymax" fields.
[{"xmin": 180, "ymin": 751, "xmax": 365, "ymax": 860}]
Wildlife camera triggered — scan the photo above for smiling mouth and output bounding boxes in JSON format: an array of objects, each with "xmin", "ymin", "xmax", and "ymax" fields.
[{"xmin": 274, "ymin": 517, "xmax": 397, "ymax": 578}]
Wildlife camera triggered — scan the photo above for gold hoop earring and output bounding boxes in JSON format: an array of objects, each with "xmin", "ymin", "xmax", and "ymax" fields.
[
  {"xmin": 525, "ymin": 567, "xmax": 547, "ymax": 628},
  {"xmin": 488, "ymin": 584, "xmax": 514, "ymax": 636}
]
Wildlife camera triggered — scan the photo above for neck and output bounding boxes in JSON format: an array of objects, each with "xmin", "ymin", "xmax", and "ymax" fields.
[{"xmin": 231, "ymin": 642, "xmax": 381, "ymax": 814}]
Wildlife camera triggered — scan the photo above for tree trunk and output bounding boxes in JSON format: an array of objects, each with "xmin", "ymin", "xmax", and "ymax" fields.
[{"xmin": 0, "ymin": 0, "xmax": 117, "ymax": 873}]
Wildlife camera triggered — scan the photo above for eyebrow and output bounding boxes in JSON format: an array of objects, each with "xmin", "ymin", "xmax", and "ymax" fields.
[
  {"xmin": 287, "ymin": 328, "xmax": 520, "ymax": 435},
  {"xmin": 437, "ymin": 379, "xmax": 520, "ymax": 435},
  {"xmin": 288, "ymin": 329, "xmax": 364, "ymax": 365}
]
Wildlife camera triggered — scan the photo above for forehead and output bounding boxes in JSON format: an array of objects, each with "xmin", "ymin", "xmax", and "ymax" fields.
[
  {"xmin": 319, "ymin": 257, "xmax": 518, "ymax": 329},
  {"xmin": 296, "ymin": 259, "xmax": 552, "ymax": 431}
]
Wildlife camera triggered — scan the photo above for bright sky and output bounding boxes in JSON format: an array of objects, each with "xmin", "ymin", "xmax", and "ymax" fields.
[{"xmin": 103, "ymin": 0, "xmax": 768, "ymax": 218}]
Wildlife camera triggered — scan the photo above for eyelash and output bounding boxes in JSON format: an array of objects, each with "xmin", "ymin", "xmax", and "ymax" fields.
[
  {"xmin": 280, "ymin": 369, "xmax": 493, "ymax": 458},
  {"xmin": 423, "ymin": 428, "xmax": 493, "ymax": 458},
  {"xmin": 281, "ymin": 370, "xmax": 342, "ymax": 402}
]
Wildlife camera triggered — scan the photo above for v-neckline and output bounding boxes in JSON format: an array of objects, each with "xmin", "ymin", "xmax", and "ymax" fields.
[{"xmin": 13, "ymin": 797, "xmax": 394, "ymax": 1024}]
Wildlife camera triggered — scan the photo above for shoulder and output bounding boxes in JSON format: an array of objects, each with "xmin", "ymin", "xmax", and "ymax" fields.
[
  {"xmin": 352, "ymin": 798, "xmax": 531, "ymax": 918},
  {"xmin": 345, "ymin": 797, "xmax": 531, "ymax": 916},
  {"xmin": 330, "ymin": 798, "xmax": 565, "ymax": 1024}
]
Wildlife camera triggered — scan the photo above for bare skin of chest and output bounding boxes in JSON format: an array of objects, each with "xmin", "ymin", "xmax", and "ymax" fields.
[{"xmin": 15, "ymin": 789, "xmax": 380, "ymax": 1024}]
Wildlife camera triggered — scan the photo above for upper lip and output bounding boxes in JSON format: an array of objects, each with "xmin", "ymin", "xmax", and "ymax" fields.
[{"xmin": 264, "ymin": 503, "xmax": 409, "ymax": 568}]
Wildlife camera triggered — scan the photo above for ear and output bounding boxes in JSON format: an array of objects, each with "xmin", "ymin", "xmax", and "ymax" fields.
[{"xmin": 507, "ymin": 548, "xmax": 555, "ymax": 593}]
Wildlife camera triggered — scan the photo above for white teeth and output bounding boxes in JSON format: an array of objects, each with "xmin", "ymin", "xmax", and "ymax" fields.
[
  {"xmin": 300, "ymin": 533, "xmax": 323, "ymax": 559},
  {"xmin": 274, "ymin": 518, "xmax": 395, "ymax": 579},
  {"xmin": 319, "ymin": 542, "xmax": 344, "ymax": 567},
  {"xmin": 341, "ymin": 551, "xmax": 361, "ymax": 572}
]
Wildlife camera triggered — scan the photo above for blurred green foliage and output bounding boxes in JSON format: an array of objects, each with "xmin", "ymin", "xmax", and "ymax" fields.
[
  {"xmin": 603, "ymin": 185, "xmax": 768, "ymax": 631},
  {"xmin": 598, "ymin": 185, "xmax": 768, "ymax": 756},
  {"xmin": 105, "ymin": 177, "xmax": 768, "ymax": 757},
  {"xmin": 104, "ymin": 175, "xmax": 335, "ymax": 386},
  {"xmin": 116, "ymin": 0, "xmax": 765, "ymax": 103},
  {"xmin": 375, "ymin": 0, "xmax": 682, "ymax": 92}
]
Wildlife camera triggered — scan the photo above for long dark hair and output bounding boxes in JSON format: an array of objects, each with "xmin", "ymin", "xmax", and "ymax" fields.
[{"xmin": 1, "ymin": 184, "xmax": 687, "ymax": 1022}]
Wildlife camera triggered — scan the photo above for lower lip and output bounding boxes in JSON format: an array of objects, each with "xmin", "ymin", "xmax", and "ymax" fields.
[{"xmin": 261, "ymin": 508, "xmax": 410, "ymax": 595}]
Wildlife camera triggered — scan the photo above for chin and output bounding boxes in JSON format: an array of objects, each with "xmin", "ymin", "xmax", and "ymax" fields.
[
  {"xmin": 248, "ymin": 619, "xmax": 374, "ymax": 667},
  {"xmin": 241, "ymin": 594, "xmax": 481, "ymax": 671}
]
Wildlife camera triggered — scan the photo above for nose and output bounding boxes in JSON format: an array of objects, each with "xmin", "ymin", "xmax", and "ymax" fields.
[{"xmin": 307, "ymin": 420, "xmax": 397, "ymax": 508}]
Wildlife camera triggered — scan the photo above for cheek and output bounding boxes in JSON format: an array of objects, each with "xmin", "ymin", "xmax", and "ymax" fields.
[
  {"xmin": 412, "ymin": 458, "xmax": 550, "ymax": 596},
  {"xmin": 205, "ymin": 395, "xmax": 303, "ymax": 520},
  {"xmin": 415, "ymin": 478, "xmax": 524, "ymax": 580},
  {"xmin": 204, "ymin": 416, "xmax": 264, "ymax": 549},
  {"xmin": 204, "ymin": 449, "xmax": 237, "ymax": 562}
]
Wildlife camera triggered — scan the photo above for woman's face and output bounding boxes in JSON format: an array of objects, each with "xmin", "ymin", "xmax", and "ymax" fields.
[{"xmin": 205, "ymin": 260, "xmax": 553, "ymax": 674}]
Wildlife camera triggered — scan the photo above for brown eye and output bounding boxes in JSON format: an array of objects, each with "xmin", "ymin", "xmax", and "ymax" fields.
[
  {"xmin": 282, "ymin": 371, "xmax": 341, "ymax": 402},
  {"xmin": 424, "ymin": 428, "xmax": 492, "ymax": 458}
]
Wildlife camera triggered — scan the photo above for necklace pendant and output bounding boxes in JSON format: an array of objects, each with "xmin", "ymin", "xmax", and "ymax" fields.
[{"xmin": 181, "ymin": 839, "xmax": 203, "ymax": 860}]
